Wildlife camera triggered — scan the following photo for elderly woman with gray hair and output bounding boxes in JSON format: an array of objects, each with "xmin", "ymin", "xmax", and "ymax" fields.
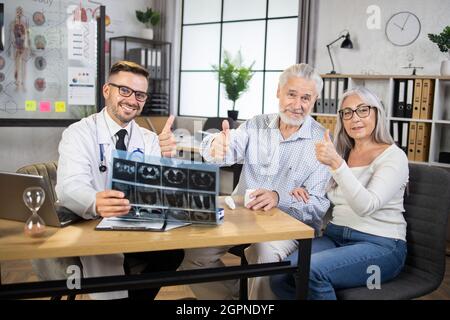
[{"xmin": 271, "ymin": 87, "xmax": 409, "ymax": 300}]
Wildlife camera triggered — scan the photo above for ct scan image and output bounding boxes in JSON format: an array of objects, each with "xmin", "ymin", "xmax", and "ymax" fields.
[
  {"xmin": 111, "ymin": 151, "xmax": 221, "ymax": 224},
  {"xmin": 191, "ymin": 211, "xmax": 215, "ymax": 223},
  {"xmin": 128, "ymin": 207, "xmax": 165, "ymax": 220},
  {"xmin": 189, "ymin": 170, "xmax": 216, "ymax": 191},
  {"xmin": 162, "ymin": 166, "xmax": 188, "ymax": 189},
  {"xmin": 136, "ymin": 162, "xmax": 161, "ymax": 185},
  {"xmin": 163, "ymin": 190, "xmax": 188, "ymax": 208},
  {"xmin": 136, "ymin": 186, "xmax": 162, "ymax": 207},
  {"xmin": 165, "ymin": 209, "xmax": 190, "ymax": 222},
  {"xmin": 189, "ymin": 192, "xmax": 215, "ymax": 211},
  {"xmin": 113, "ymin": 158, "xmax": 136, "ymax": 182}
]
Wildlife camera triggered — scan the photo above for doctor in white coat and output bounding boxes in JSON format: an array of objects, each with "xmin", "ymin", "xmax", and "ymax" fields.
[{"xmin": 56, "ymin": 61, "xmax": 183, "ymax": 300}]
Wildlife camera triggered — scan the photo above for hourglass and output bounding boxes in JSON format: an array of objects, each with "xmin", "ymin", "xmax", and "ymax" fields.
[{"xmin": 23, "ymin": 186, "xmax": 46, "ymax": 237}]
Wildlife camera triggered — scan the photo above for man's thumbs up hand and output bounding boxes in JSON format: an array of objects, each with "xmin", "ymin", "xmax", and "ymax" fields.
[
  {"xmin": 210, "ymin": 120, "xmax": 231, "ymax": 160},
  {"xmin": 159, "ymin": 115, "xmax": 177, "ymax": 157}
]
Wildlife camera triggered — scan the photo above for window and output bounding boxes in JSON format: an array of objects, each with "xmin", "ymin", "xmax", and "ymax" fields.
[{"xmin": 178, "ymin": 0, "xmax": 299, "ymax": 119}]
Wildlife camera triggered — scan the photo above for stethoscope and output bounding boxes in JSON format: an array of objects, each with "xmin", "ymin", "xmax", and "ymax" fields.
[
  {"xmin": 98, "ymin": 145, "xmax": 144, "ymax": 172},
  {"xmin": 95, "ymin": 110, "xmax": 145, "ymax": 173}
]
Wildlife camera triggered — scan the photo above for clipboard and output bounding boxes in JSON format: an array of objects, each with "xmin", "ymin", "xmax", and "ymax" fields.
[{"xmin": 96, "ymin": 216, "xmax": 191, "ymax": 232}]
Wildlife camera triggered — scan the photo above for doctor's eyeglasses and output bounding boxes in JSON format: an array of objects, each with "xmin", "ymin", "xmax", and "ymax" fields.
[
  {"xmin": 339, "ymin": 105, "xmax": 374, "ymax": 120},
  {"xmin": 109, "ymin": 83, "xmax": 148, "ymax": 102}
]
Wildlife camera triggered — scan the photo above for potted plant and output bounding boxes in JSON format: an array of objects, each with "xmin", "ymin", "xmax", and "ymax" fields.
[
  {"xmin": 135, "ymin": 7, "xmax": 161, "ymax": 40},
  {"xmin": 212, "ymin": 50, "xmax": 255, "ymax": 120},
  {"xmin": 428, "ymin": 26, "xmax": 450, "ymax": 76}
]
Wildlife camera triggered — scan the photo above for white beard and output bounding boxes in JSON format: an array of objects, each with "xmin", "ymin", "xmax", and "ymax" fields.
[{"xmin": 278, "ymin": 111, "xmax": 305, "ymax": 127}]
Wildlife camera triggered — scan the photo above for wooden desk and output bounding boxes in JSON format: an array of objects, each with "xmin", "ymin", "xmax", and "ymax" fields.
[{"xmin": 0, "ymin": 197, "xmax": 314, "ymax": 299}]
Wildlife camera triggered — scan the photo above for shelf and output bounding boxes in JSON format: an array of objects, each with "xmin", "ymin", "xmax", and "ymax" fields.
[
  {"xmin": 311, "ymin": 113, "xmax": 337, "ymax": 117},
  {"xmin": 389, "ymin": 117, "xmax": 433, "ymax": 123},
  {"xmin": 321, "ymin": 74, "xmax": 391, "ymax": 80},
  {"xmin": 109, "ymin": 36, "xmax": 171, "ymax": 46},
  {"xmin": 321, "ymin": 74, "xmax": 450, "ymax": 80},
  {"xmin": 435, "ymin": 120, "xmax": 450, "ymax": 125}
]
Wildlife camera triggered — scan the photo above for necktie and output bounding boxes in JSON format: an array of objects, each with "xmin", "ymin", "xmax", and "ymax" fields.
[{"xmin": 116, "ymin": 129, "xmax": 127, "ymax": 151}]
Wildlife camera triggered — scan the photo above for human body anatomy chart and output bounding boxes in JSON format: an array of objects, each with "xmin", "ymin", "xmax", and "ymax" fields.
[{"xmin": 0, "ymin": 1, "xmax": 98, "ymax": 120}]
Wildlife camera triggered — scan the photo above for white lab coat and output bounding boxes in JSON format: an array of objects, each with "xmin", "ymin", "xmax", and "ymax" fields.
[{"xmin": 55, "ymin": 108, "xmax": 161, "ymax": 299}]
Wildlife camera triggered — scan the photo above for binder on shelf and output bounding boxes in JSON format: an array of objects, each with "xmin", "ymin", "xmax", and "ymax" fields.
[
  {"xmin": 407, "ymin": 121, "xmax": 417, "ymax": 161},
  {"xmin": 401, "ymin": 122, "xmax": 409, "ymax": 154},
  {"xmin": 315, "ymin": 91, "xmax": 323, "ymax": 113},
  {"xmin": 393, "ymin": 80, "xmax": 406, "ymax": 118},
  {"xmin": 329, "ymin": 78, "xmax": 337, "ymax": 114},
  {"xmin": 127, "ymin": 48, "xmax": 148, "ymax": 69},
  {"xmin": 155, "ymin": 49, "xmax": 162, "ymax": 79},
  {"xmin": 391, "ymin": 121, "xmax": 400, "ymax": 147},
  {"xmin": 419, "ymin": 79, "xmax": 435, "ymax": 120},
  {"xmin": 414, "ymin": 122, "xmax": 431, "ymax": 162},
  {"xmin": 320, "ymin": 84, "xmax": 326, "ymax": 113},
  {"xmin": 323, "ymin": 78, "xmax": 330, "ymax": 114},
  {"xmin": 337, "ymin": 78, "xmax": 346, "ymax": 108},
  {"xmin": 150, "ymin": 49, "xmax": 157, "ymax": 78},
  {"xmin": 422, "ymin": 123, "xmax": 431, "ymax": 162},
  {"xmin": 412, "ymin": 79, "xmax": 423, "ymax": 119},
  {"xmin": 405, "ymin": 79, "xmax": 414, "ymax": 118}
]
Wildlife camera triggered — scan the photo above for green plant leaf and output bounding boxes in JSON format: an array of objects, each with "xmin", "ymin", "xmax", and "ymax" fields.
[
  {"xmin": 135, "ymin": 10, "xmax": 145, "ymax": 23},
  {"xmin": 151, "ymin": 12, "xmax": 161, "ymax": 26},
  {"xmin": 135, "ymin": 7, "xmax": 161, "ymax": 28},
  {"xmin": 428, "ymin": 26, "xmax": 450, "ymax": 53},
  {"xmin": 212, "ymin": 50, "xmax": 255, "ymax": 111}
]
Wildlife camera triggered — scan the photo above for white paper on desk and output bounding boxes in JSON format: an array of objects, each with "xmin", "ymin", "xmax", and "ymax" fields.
[{"xmin": 96, "ymin": 217, "xmax": 191, "ymax": 231}]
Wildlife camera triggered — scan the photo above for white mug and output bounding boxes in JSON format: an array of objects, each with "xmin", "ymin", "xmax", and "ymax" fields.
[{"xmin": 244, "ymin": 189, "xmax": 256, "ymax": 207}]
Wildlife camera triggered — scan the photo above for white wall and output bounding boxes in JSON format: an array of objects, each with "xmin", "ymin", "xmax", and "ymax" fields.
[
  {"xmin": 0, "ymin": 127, "xmax": 65, "ymax": 172},
  {"xmin": 311, "ymin": 0, "xmax": 450, "ymax": 75},
  {"xmin": 0, "ymin": 0, "xmax": 153, "ymax": 173}
]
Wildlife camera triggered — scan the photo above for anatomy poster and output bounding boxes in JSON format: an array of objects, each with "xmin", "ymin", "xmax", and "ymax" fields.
[{"xmin": 0, "ymin": 0, "xmax": 98, "ymax": 121}]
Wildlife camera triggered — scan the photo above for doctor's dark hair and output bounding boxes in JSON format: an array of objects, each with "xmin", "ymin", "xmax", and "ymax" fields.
[{"xmin": 109, "ymin": 61, "xmax": 149, "ymax": 80}]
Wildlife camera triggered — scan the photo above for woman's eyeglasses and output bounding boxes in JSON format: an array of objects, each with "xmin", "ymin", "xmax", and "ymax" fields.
[
  {"xmin": 109, "ymin": 83, "xmax": 148, "ymax": 102},
  {"xmin": 339, "ymin": 105, "xmax": 374, "ymax": 120}
]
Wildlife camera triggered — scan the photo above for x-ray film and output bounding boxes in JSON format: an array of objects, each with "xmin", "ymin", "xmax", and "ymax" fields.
[
  {"xmin": 109, "ymin": 150, "xmax": 222, "ymax": 225},
  {"xmin": 136, "ymin": 163, "xmax": 161, "ymax": 186}
]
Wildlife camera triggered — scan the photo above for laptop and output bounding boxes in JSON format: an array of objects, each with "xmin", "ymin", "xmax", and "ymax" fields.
[{"xmin": 0, "ymin": 172, "xmax": 81, "ymax": 227}]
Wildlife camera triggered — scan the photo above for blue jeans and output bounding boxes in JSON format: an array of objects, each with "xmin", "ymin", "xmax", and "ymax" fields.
[{"xmin": 270, "ymin": 223, "xmax": 407, "ymax": 300}]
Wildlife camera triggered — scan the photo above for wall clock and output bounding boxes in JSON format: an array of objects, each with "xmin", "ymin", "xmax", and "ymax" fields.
[{"xmin": 385, "ymin": 11, "xmax": 421, "ymax": 46}]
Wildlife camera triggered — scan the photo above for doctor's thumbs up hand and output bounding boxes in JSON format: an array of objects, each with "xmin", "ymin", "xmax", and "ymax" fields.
[
  {"xmin": 210, "ymin": 120, "xmax": 231, "ymax": 160},
  {"xmin": 315, "ymin": 129, "xmax": 342, "ymax": 170},
  {"xmin": 159, "ymin": 115, "xmax": 177, "ymax": 158},
  {"xmin": 95, "ymin": 190, "xmax": 131, "ymax": 217}
]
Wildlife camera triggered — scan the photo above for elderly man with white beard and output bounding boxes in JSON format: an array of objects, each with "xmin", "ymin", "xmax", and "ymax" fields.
[{"xmin": 179, "ymin": 63, "xmax": 331, "ymax": 300}]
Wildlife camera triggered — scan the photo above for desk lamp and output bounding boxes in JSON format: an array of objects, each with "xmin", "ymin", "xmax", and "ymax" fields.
[{"xmin": 326, "ymin": 31, "xmax": 353, "ymax": 74}]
